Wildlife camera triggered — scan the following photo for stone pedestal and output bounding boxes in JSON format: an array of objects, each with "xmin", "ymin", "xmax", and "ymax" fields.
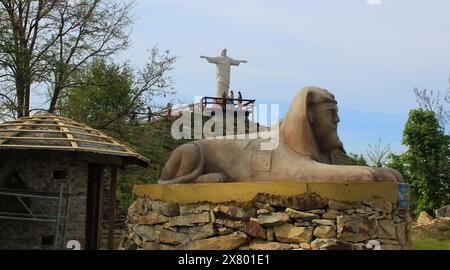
[{"xmin": 120, "ymin": 182, "xmax": 412, "ymax": 250}]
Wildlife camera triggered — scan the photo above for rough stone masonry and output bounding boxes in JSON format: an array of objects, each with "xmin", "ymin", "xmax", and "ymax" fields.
[{"xmin": 119, "ymin": 192, "xmax": 412, "ymax": 250}]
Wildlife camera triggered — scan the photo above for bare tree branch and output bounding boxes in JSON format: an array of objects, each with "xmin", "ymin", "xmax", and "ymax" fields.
[
  {"xmin": 97, "ymin": 46, "xmax": 177, "ymax": 128},
  {"xmin": 0, "ymin": 0, "xmax": 134, "ymax": 117},
  {"xmin": 366, "ymin": 138, "xmax": 392, "ymax": 167},
  {"xmin": 413, "ymin": 87, "xmax": 450, "ymax": 127},
  {"xmin": 46, "ymin": 0, "xmax": 134, "ymax": 113}
]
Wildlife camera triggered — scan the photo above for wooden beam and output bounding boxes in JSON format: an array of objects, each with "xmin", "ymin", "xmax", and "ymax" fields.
[
  {"xmin": 6, "ymin": 118, "xmax": 81, "ymax": 124},
  {"xmin": 0, "ymin": 123, "xmax": 100, "ymax": 132},
  {"xmin": 107, "ymin": 166, "xmax": 118, "ymax": 250},
  {"xmin": 0, "ymin": 136, "xmax": 125, "ymax": 147},
  {"xmin": 0, "ymin": 129, "xmax": 112, "ymax": 139},
  {"xmin": 0, "ymin": 120, "xmax": 31, "ymax": 145}
]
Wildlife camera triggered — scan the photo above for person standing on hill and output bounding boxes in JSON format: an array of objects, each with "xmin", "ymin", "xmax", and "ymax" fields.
[
  {"xmin": 230, "ymin": 90, "xmax": 235, "ymax": 106},
  {"xmin": 238, "ymin": 91, "xmax": 243, "ymax": 111},
  {"xmin": 221, "ymin": 91, "xmax": 227, "ymax": 112},
  {"xmin": 166, "ymin": 102, "xmax": 173, "ymax": 120}
]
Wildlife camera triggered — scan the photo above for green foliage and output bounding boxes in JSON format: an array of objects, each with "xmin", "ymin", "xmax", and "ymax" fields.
[
  {"xmin": 390, "ymin": 109, "xmax": 450, "ymax": 216},
  {"xmin": 335, "ymin": 151, "xmax": 368, "ymax": 166},
  {"xmin": 0, "ymin": 0, "xmax": 133, "ymax": 117},
  {"xmin": 347, "ymin": 153, "xmax": 368, "ymax": 166},
  {"xmin": 412, "ymin": 238, "xmax": 450, "ymax": 250},
  {"xmin": 388, "ymin": 153, "xmax": 416, "ymax": 210},
  {"xmin": 61, "ymin": 59, "xmax": 140, "ymax": 129}
]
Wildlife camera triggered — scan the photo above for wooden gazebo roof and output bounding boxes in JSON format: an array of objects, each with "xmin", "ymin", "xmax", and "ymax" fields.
[{"xmin": 0, "ymin": 114, "xmax": 149, "ymax": 167}]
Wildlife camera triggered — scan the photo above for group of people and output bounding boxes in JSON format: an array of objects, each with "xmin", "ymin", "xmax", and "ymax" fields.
[{"xmin": 219, "ymin": 90, "xmax": 243, "ymax": 110}]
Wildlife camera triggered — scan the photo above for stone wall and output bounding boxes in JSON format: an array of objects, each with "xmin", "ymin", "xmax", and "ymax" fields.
[
  {"xmin": 0, "ymin": 156, "xmax": 88, "ymax": 250},
  {"xmin": 120, "ymin": 183, "xmax": 412, "ymax": 250}
]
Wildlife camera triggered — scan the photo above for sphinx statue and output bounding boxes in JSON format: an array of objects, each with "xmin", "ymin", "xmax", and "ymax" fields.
[{"xmin": 158, "ymin": 86, "xmax": 403, "ymax": 184}]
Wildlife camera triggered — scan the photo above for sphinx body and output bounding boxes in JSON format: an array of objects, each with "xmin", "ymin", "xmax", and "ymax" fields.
[{"xmin": 158, "ymin": 87, "xmax": 403, "ymax": 184}]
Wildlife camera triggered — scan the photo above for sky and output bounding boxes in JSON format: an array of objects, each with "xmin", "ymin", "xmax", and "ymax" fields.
[{"xmin": 117, "ymin": 0, "xmax": 450, "ymax": 156}]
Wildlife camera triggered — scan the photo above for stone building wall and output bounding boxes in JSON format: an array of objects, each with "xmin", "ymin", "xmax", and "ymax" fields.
[
  {"xmin": 120, "ymin": 183, "xmax": 412, "ymax": 250},
  {"xmin": 0, "ymin": 156, "xmax": 88, "ymax": 250}
]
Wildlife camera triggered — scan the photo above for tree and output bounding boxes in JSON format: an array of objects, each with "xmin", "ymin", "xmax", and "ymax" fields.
[
  {"xmin": 0, "ymin": 0, "xmax": 57, "ymax": 117},
  {"xmin": 398, "ymin": 109, "xmax": 450, "ymax": 215},
  {"xmin": 61, "ymin": 58, "xmax": 136, "ymax": 129},
  {"xmin": 0, "ymin": 85, "xmax": 16, "ymax": 120},
  {"xmin": 46, "ymin": 0, "xmax": 134, "ymax": 114},
  {"xmin": 413, "ymin": 87, "xmax": 450, "ymax": 128},
  {"xmin": 61, "ymin": 47, "xmax": 176, "ymax": 130},
  {"xmin": 366, "ymin": 138, "xmax": 392, "ymax": 167},
  {"xmin": 96, "ymin": 46, "xmax": 176, "ymax": 129},
  {"xmin": 0, "ymin": 0, "xmax": 133, "ymax": 118}
]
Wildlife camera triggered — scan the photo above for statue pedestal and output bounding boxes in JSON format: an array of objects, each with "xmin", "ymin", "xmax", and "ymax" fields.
[{"xmin": 120, "ymin": 182, "xmax": 412, "ymax": 250}]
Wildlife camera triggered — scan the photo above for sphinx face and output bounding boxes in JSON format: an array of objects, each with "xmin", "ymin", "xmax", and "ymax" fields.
[{"xmin": 310, "ymin": 102, "xmax": 343, "ymax": 152}]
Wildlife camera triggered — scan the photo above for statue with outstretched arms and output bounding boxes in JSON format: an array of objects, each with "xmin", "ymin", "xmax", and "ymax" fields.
[{"xmin": 201, "ymin": 49, "xmax": 247, "ymax": 97}]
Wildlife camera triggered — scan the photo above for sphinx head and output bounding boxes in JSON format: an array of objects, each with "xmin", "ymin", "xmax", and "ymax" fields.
[{"xmin": 306, "ymin": 89, "xmax": 343, "ymax": 153}]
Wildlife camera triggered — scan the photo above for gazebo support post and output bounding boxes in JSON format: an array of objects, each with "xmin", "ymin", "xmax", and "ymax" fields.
[{"xmin": 107, "ymin": 165, "xmax": 118, "ymax": 250}]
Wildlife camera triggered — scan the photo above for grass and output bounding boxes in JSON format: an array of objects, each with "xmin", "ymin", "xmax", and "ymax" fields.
[
  {"xmin": 411, "ymin": 220, "xmax": 450, "ymax": 250},
  {"xmin": 412, "ymin": 239, "xmax": 450, "ymax": 250}
]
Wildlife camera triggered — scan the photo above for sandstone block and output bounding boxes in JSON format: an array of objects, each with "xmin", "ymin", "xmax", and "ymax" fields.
[
  {"xmin": 137, "ymin": 212, "xmax": 169, "ymax": 225},
  {"xmin": 147, "ymin": 200, "xmax": 180, "ymax": 217},
  {"xmin": 251, "ymin": 212, "xmax": 290, "ymax": 227},
  {"xmin": 285, "ymin": 208, "xmax": 320, "ymax": 220},
  {"xmin": 273, "ymin": 223, "xmax": 313, "ymax": 244},
  {"xmin": 165, "ymin": 212, "xmax": 211, "ymax": 227},
  {"xmin": 215, "ymin": 219, "xmax": 266, "ymax": 239},
  {"xmin": 314, "ymin": 225, "xmax": 336, "ymax": 238},
  {"xmin": 337, "ymin": 215, "xmax": 376, "ymax": 242},
  {"xmin": 176, "ymin": 231, "xmax": 248, "ymax": 250},
  {"xmin": 159, "ymin": 229, "xmax": 189, "ymax": 245},
  {"xmin": 311, "ymin": 238, "xmax": 352, "ymax": 250},
  {"xmin": 416, "ymin": 211, "xmax": 434, "ymax": 226},
  {"xmin": 214, "ymin": 204, "xmax": 256, "ymax": 220},
  {"xmin": 311, "ymin": 219, "xmax": 336, "ymax": 228},
  {"xmin": 249, "ymin": 240, "xmax": 291, "ymax": 250},
  {"xmin": 377, "ymin": 219, "xmax": 396, "ymax": 239}
]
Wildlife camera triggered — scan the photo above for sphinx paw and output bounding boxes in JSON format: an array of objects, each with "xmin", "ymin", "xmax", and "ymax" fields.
[{"xmin": 372, "ymin": 168, "xmax": 399, "ymax": 182}]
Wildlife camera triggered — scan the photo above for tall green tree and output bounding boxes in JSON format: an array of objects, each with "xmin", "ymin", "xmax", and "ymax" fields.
[
  {"xmin": 0, "ymin": 0, "xmax": 133, "ymax": 118},
  {"xmin": 393, "ymin": 109, "xmax": 450, "ymax": 215},
  {"xmin": 61, "ymin": 47, "xmax": 176, "ymax": 130},
  {"xmin": 62, "ymin": 58, "xmax": 136, "ymax": 129}
]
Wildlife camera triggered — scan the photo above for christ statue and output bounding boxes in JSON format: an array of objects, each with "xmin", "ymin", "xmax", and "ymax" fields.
[{"xmin": 200, "ymin": 49, "xmax": 247, "ymax": 97}]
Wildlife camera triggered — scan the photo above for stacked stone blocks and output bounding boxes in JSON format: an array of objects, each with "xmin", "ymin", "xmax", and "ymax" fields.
[{"xmin": 120, "ymin": 192, "xmax": 412, "ymax": 250}]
